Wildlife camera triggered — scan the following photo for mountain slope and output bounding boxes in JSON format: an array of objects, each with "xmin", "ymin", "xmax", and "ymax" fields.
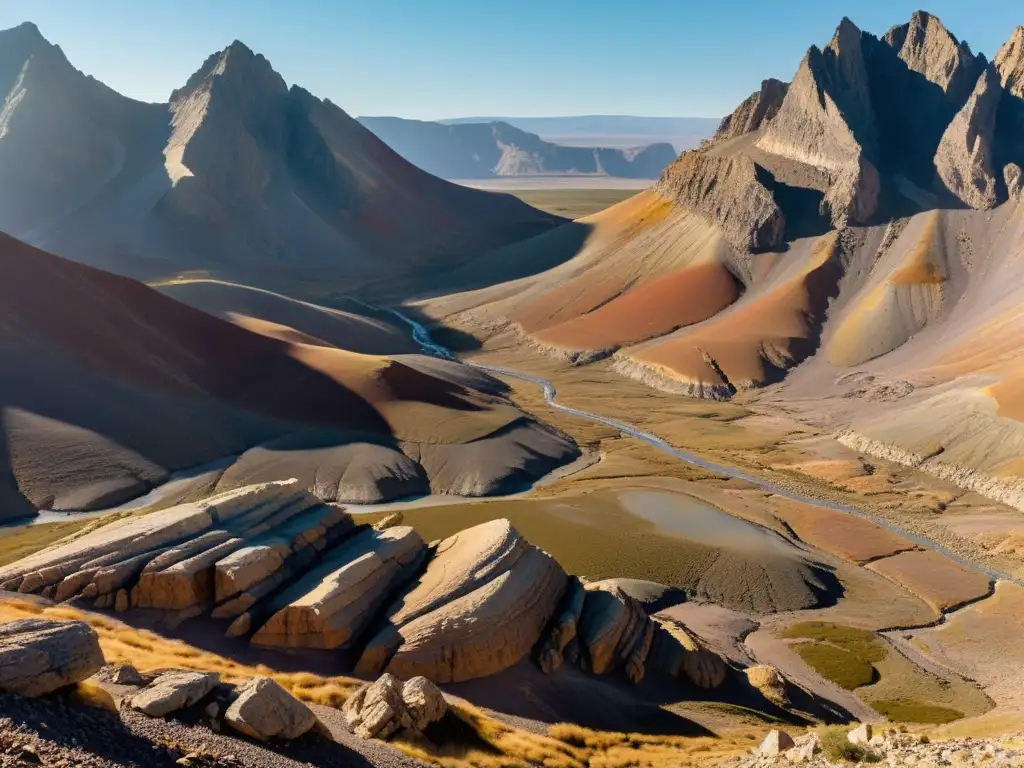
[
  {"xmin": 420, "ymin": 12, "xmax": 1024, "ymax": 510},
  {"xmin": 0, "ymin": 26, "xmax": 561, "ymax": 287},
  {"xmin": 357, "ymin": 116, "xmax": 678, "ymax": 179},
  {"xmin": 0, "ymin": 232, "xmax": 578, "ymax": 522}
]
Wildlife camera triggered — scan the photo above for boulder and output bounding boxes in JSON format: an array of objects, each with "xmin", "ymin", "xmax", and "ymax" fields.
[
  {"xmin": 848, "ymin": 723, "xmax": 873, "ymax": 745},
  {"xmin": 372, "ymin": 512, "xmax": 404, "ymax": 531},
  {"xmin": 746, "ymin": 664, "xmax": 789, "ymax": 707},
  {"xmin": 401, "ymin": 677, "xmax": 447, "ymax": 732},
  {"xmin": 648, "ymin": 618, "xmax": 728, "ymax": 689},
  {"xmin": 342, "ymin": 673, "xmax": 447, "ymax": 741},
  {"xmin": 131, "ymin": 670, "xmax": 219, "ymax": 717},
  {"xmin": 576, "ymin": 582, "xmax": 653, "ymax": 681},
  {"xmin": 224, "ymin": 677, "xmax": 318, "ymax": 741},
  {"xmin": 788, "ymin": 732, "xmax": 821, "ymax": 762},
  {"xmin": 935, "ymin": 66, "xmax": 1003, "ymax": 209},
  {"xmin": 0, "ymin": 619, "xmax": 104, "ymax": 697},
  {"xmin": 112, "ymin": 664, "xmax": 145, "ymax": 686},
  {"xmin": 759, "ymin": 729, "xmax": 796, "ymax": 756},
  {"xmin": 342, "ymin": 673, "xmax": 411, "ymax": 740}
]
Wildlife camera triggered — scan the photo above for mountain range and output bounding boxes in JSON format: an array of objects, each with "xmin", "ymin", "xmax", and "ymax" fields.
[
  {"xmin": 356, "ymin": 116, "xmax": 679, "ymax": 179},
  {"xmin": 420, "ymin": 11, "xmax": 1024, "ymax": 511},
  {"xmin": 0, "ymin": 22, "xmax": 561, "ymax": 286}
]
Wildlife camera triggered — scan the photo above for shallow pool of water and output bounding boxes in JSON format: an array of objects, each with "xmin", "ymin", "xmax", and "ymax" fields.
[{"xmin": 617, "ymin": 489, "xmax": 793, "ymax": 552}]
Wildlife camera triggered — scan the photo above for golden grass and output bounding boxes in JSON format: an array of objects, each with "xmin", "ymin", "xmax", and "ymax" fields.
[
  {"xmin": 0, "ymin": 600, "xmax": 361, "ymax": 706},
  {"xmin": 0, "ymin": 520, "xmax": 94, "ymax": 568},
  {"xmin": 507, "ymin": 189, "xmax": 639, "ymax": 221},
  {"xmin": 871, "ymin": 699, "xmax": 964, "ymax": 725}
]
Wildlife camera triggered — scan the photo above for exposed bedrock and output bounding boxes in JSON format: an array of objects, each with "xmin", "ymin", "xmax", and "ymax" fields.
[
  {"xmin": 358, "ymin": 519, "xmax": 568, "ymax": 683},
  {"xmin": 655, "ymin": 152, "xmax": 785, "ymax": 252},
  {"xmin": 713, "ymin": 79, "xmax": 790, "ymax": 142},
  {"xmin": 2, "ymin": 482, "xmax": 734, "ymax": 690},
  {"xmin": 935, "ymin": 65, "xmax": 1004, "ymax": 210},
  {"xmin": 0, "ymin": 619, "xmax": 105, "ymax": 697}
]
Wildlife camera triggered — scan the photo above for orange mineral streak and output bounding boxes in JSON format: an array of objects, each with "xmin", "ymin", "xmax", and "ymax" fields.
[
  {"xmin": 636, "ymin": 232, "xmax": 841, "ymax": 388},
  {"xmin": 533, "ymin": 262, "xmax": 739, "ymax": 351}
]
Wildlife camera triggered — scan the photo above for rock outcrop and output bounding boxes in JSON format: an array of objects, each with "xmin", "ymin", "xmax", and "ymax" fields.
[
  {"xmin": 935, "ymin": 66, "xmax": 1003, "ymax": 209},
  {"xmin": 342, "ymin": 673, "xmax": 447, "ymax": 740},
  {"xmin": 655, "ymin": 152, "xmax": 785, "ymax": 251},
  {"xmin": 130, "ymin": 671, "xmax": 219, "ymax": 717},
  {"xmin": 535, "ymin": 577, "xmax": 586, "ymax": 673},
  {"xmin": 251, "ymin": 526, "xmax": 425, "ymax": 650},
  {"xmin": 223, "ymin": 677, "xmax": 318, "ymax": 741},
  {"xmin": 996, "ymin": 26, "xmax": 1024, "ymax": 97},
  {"xmin": 1006, "ymin": 163, "xmax": 1023, "ymax": 200},
  {"xmin": 0, "ymin": 619, "xmax": 104, "ymax": 697},
  {"xmin": 648, "ymin": 618, "xmax": 729, "ymax": 689},
  {"xmin": 756, "ymin": 18, "xmax": 880, "ymax": 227},
  {"xmin": 713, "ymin": 79, "xmax": 789, "ymax": 142},
  {"xmin": 746, "ymin": 665, "xmax": 789, "ymax": 707},
  {"xmin": 358, "ymin": 520, "xmax": 568, "ymax": 682},
  {"xmin": 576, "ymin": 582, "xmax": 655, "ymax": 683}
]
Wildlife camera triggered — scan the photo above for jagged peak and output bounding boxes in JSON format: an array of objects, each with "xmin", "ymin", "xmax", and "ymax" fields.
[
  {"xmin": 171, "ymin": 39, "xmax": 287, "ymax": 104},
  {"xmin": 996, "ymin": 25, "xmax": 1024, "ymax": 96},
  {"xmin": 828, "ymin": 17, "xmax": 864, "ymax": 53}
]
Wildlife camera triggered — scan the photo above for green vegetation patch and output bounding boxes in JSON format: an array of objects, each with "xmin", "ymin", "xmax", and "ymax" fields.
[
  {"xmin": 819, "ymin": 726, "xmax": 881, "ymax": 763},
  {"xmin": 871, "ymin": 698, "xmax": 964, "ymax": 725},
  {"xmin": 792, "ymin": 642, "xmax": 878, "ymax": 690},
  {"xmin": 783, "ymin": 622, "xmax": 887, "ymax": 663},
  {"xmin": 509, "ymin": 188, "xmax": 637, "ymax": 220}
]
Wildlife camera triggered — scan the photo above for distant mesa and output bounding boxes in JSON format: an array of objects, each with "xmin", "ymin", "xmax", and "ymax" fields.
[{"xmin": 357, "ymin": 116, "xmax": 680, "ymax": 180}]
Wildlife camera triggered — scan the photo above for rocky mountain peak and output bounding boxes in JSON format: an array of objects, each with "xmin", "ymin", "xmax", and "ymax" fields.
[
  {"xmin": 996, "ymin": 25, "xmax": 1024, "ymax": 97},
  {"xmin": 170, "ymin": 39, "xmax": 287, "ymax": 106},
  {"xmin": 712, "ymin": 78, "xmax": 789, "ymax": 142},
  {"xmin": 882, "ymin": 10, "xmax": 985, "ymax": 104}
]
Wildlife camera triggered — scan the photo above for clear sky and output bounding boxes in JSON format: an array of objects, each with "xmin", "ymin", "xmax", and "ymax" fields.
[{"xmin": 0, "ymin": 1, "xmax": 1019, "ymax": 120}]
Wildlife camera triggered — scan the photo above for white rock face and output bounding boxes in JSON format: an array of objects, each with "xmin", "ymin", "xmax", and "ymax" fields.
[
  {"xmin": 0, "ymin": 619, "xmax": 104, "ymax": 697},
  {"xmin": 759, "ymin": 729, "xmax": 796, "ymax": 756},
  {"xmin": 848, "ymin": 722, "xmax": 873, "ymax": 745},
  {"xmin": 224, "ymin": 677, "xmax": 318, "ymax": 741}
]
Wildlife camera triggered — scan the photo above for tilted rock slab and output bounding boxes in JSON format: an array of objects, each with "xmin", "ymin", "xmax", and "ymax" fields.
[
  {"xmin": 356, "ymin": 519, "xmax": 568, "ymax": 682},
  {"xmin": 379, "ymin": 543, "xmax": 567, "ymax": 683},
  {"xmin": 0, "ymin": 619, "xmax": 104, "ymax": 697},
  {"xmin": 250, "ymin": 525, "xmax": 425, "ymax": 650},
  {"xmin": 935, "ymin": 65, "xmax": 1004, "ymax": 210},
  {"xmin": 224, "ymin": 676, "xmax": 318, "ymax": 741},
  {"xmin": 131, "ymin": 670, "xmax": 219, "ymax": 717}
]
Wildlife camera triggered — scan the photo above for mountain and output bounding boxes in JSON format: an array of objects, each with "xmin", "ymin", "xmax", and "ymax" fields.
[
  {"xmin": 420, "ymin": 12, "xmax": 1024, "ymax": 510},
  {"xmin": 438, "ymin": 115, "xmax": 720, "ymax": 151},
  {"xmin": 357, "ymin": 116, "xmax": 678, "ymax": 179},
  {"xmin": 0, "ymin": 230, "xmax": 578, "ymax": 523},
  {"xmin": 0, "ymin": 24, "xmax": 561, "ymax": 286}
]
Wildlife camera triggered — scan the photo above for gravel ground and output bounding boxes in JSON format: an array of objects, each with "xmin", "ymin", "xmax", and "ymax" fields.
[{"xmin": 0, "ymin": 690, "xmax": 427, "ymax": 768}]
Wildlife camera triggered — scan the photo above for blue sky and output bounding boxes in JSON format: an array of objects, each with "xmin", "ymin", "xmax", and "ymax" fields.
[{"xmin": 0, "ymin": 1, "xmax": 1019, "ymax": 119}]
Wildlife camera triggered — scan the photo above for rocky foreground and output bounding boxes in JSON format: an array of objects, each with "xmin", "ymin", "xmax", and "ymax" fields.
[{"xmin": 0, "ymin": 480, "xmax": 729, "ymax": 691}]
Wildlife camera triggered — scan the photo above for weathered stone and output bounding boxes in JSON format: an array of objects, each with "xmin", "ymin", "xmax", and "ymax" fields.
[
  {"xmin": 759, "ymin": 729, "xmax": 796, "ymax": 756},
  {"xmin": 114, "ymin": 589, "xmax": 129, "ymax": 613},
  {"xmin": 996, "ymin": 26, "xmax": 1024, "ymax": 98},
  {"xmin": 112, "ymin": 664, "xmax": 145, "ymax": 686},
  {"xmin": 131, "ymin": 670, "xmax": 219, "ymax": 717},
  {"xmin": 372, "ymin": 512, "xmax": 404, "ymax": 531},
  {"xmin": 535, "ymin": 576, "xmax": 586, "ymax": 673},
  {"xmin": 401, "ymin": 676, "xmax": 447, "ymax": 732},
  {"xmin": 935, "ymin": 65, "xmax": 1003, "ymax": 209},
  {"xmin": 746, "ymin": 664, "xmax": 789, "ymax": 707},
  {"xmin": 226, "ymin": 612, "xmax": 252, "ymax": 639},
  {"xmin": 883, "ymin": 11, "xmax": 986, "ymax": 104},
  {"xmin": 251, "ymin": 526, "xmax": 425, "ymax": 650},
  {"xmin": 576, "ymin": 582, "xmax": 652, "ymax": 679},
  {"xmin": 1006, "ymin": 163, "xmax": 1022, "ymax": 200},
  {"xmin": 787, "ymin": 732, "xmax": 821, "ymax": 763},
  {"xmin": 648, "ymin": 618, "xmax": 728, "ymax": 689},
  {"xmin": 0, "ymin": 619, "xmax": 104, "ymax": 697},
  {"xmin": 342, "ymin": 673, "xmax": 411, "ymax": 740},
  {"xmin": 381, "ymin": 542, "xmax": 567, "ymax": 683},
  {"xmin": 224, "ymin": 677, "xmax": 317, "ymax": 741},
  {"xmin": 848, "ymin": 723, "xmax": 873, "ymax": 745}
]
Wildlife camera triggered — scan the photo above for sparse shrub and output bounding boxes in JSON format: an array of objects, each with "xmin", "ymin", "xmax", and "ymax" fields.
[{"xmin": 820, "ymin": 727, "xmax": 881, "ymax": 763}]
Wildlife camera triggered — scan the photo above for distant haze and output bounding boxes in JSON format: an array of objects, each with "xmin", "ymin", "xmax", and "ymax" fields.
[{"xmin": 438, "ymin": 116, "xmax": 721, "ymax": 152}]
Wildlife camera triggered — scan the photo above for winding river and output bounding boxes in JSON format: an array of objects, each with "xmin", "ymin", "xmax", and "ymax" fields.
[{"xmin": 377, "ymin": 304, "xmax": 1022, "ymax": 588}]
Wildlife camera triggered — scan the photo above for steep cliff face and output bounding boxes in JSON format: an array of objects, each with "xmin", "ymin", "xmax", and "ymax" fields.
[{"xmin": 712, "ymin": 79, "xmax": 789, "ymax": 142}]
